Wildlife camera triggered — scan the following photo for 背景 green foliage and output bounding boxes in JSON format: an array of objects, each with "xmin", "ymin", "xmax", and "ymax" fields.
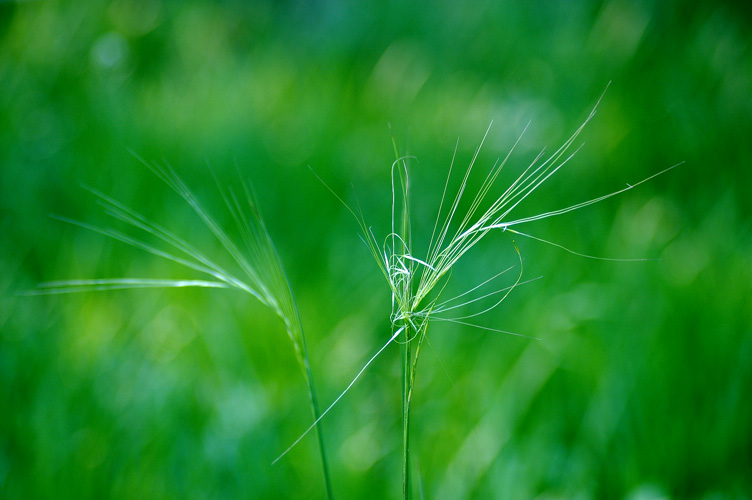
[{"xmin": 2, "ymin": 1, "xmax": 751, "ymax": 499}]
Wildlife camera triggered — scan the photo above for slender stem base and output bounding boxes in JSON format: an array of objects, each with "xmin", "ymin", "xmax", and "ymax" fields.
[
  {"xmin": 401, "ymin": 324, "xmax": 413, "ymax": 500},
  {"xmin": 301, "ymin": 348, "xmax": 334, "ymax": 500}
]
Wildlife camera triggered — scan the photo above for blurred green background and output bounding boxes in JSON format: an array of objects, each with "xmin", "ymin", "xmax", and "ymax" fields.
[{"xmin": 2, "ymin": 0, "xmax": 751, "ymax": 498}]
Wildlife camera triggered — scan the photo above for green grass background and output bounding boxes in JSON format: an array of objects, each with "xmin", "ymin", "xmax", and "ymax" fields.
[{"xmin": 2, "ymin": 0, "xmax": 751, "ymax": 498}]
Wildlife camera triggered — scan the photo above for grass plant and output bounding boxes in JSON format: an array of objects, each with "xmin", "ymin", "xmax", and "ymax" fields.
[
  {"xmin": 29, "ymin": 159, "xmax": 334, "ymax": 499},
  {"xmin": 274, "ymin": 90, "xmax": 679, "ymax": 498},
  {"xmin": 31, "ymin": 91, "xmax": 679, "ymax": 500}
]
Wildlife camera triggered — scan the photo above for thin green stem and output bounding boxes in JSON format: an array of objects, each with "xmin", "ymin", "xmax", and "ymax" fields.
[
  {"xmin": 300, "ymin": 338, "xmax": 334, "ymax": 500},
  {"xmin": 404, "ymin": 319, "xmax": 431, "ymax": 500},
  {"xmin": 285, "ymin": 290, "xmax": 334, "ymax": 499},
  {"xmin": 402, "ymin": 321, "xmax": 412, "ymax": 500}
]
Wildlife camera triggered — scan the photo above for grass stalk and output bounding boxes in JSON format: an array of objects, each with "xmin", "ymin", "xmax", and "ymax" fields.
[
  {"xmin": 402, "ymin": 324, "xmax": 411, "ymax": 500},
  {"xmin": 296, "ymin": 317, "xmax": 334, "ymax": 499}
]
